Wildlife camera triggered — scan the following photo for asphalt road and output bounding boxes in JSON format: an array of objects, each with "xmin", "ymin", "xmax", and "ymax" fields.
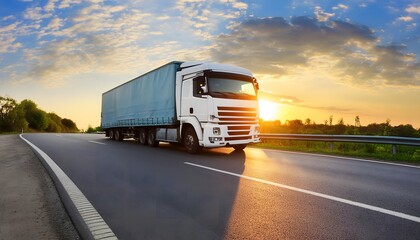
[{"xmin": 22, "ymin": 133, "xmax": 420, "ymax": 239}]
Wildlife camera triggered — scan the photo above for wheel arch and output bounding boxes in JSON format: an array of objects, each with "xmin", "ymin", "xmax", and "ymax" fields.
[{"xmin": 180, "ymin": 117, "xmax": 203, "ymax": 142}]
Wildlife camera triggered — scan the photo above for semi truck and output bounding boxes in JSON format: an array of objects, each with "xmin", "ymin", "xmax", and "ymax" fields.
[{"xmin": 101, "ymin": 61, "xmax": 260, "ymax": 153}]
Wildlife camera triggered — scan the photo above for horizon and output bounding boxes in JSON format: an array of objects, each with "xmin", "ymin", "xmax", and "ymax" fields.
[{"xmin": 1, "ymin": 0, "xmax": 419, "ymax": 130}]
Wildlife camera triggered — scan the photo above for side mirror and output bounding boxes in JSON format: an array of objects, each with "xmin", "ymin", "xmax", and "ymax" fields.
[
  {"xmin": 253, "ymin": 78, "xmax": 259, "ymax": 91},
  {"xmin": 193, "ymin": 76, "xmax": 208, "ymax": 95},
  {"xmin": 200, "ymin": 84, "xmax": 208, "ymax": 94}
]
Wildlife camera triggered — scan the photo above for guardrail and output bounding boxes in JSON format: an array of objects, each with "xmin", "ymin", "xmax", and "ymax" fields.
[{"xmin": 259, "ymin": 134, "xmax": 420, "ymax": 155}]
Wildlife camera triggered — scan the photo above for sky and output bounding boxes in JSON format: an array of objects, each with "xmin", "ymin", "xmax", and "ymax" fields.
[{"xmin": 0, "ymin": 0, "xmax": 419, "ymax": 130}]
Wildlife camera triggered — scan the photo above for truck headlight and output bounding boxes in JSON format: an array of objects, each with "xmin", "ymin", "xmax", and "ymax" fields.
[{"xmin": 213, "ymin": 127, "xmax": 221, "ymax": 135}]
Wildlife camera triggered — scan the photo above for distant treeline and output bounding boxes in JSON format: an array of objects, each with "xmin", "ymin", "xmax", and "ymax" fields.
[
  {"xmin": 0, "ymin": 96, "xmax": 79, "ymax": 133},
  {"xmin": 260, "ymin": 116, "xmax": 420, "ymax": 138}
]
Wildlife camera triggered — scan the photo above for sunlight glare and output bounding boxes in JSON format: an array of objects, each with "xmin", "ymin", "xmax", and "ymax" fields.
[{"xmin": 258, "ymin": 100, "xmax": 280, "ymax": 121}]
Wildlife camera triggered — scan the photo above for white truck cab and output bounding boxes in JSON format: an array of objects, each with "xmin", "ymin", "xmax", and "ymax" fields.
[{"xmin": 176, "ymin": 62, "xmax": 260, "ymax": 153}]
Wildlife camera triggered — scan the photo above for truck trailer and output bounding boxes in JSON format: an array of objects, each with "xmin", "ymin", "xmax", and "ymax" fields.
[{"xmin": 101, "ymin": 61, "xmax": 260, "ymax": 153}]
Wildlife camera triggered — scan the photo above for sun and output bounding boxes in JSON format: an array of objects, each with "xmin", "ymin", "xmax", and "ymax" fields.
[{"xmin": 258, "ymin": 100, "xmax": 280, "ymax": 121}]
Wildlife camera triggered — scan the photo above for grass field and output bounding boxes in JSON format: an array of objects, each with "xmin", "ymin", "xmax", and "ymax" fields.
[{"xmin": 254, "ymin": 140, "xmax": 420, "ymax": 164}]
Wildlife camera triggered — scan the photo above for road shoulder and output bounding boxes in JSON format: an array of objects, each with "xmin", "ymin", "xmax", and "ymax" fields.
[{"xmin": 0, "ymin": 134, "xmax": 80, "ymax": 240}]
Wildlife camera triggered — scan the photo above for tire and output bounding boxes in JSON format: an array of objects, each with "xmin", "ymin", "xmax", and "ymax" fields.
[
  {"xmin": 233, "ymin": 144, "xmax": 247, "ymax": 151},
  {"xmin": 139, "ymin": 129, "xmax": 147, "ymax": 145},
  {"xmin": 183, "ymin": 127, "xmax": 202, "ymax": 154},
  {"xmin": 109, "ymin": 130, "xmax": 114, "ymax": 140},
  {"xmin": 147, "ymin": 129, "xmax": 159, "ymax": 147},
  {"xmin": 115, "ymin": 129, "xmax": 124, "ymax": 141}
]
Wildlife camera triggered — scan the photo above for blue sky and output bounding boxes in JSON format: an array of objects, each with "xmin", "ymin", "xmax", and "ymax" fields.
[{"xmin": 0, "ymin": 0, "xmax": 419, "ymax": 129}]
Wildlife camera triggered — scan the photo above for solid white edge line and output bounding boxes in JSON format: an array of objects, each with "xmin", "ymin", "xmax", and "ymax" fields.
[
  {"xmin": 20, "ymin": 134, "xmax": 118, "ymax": 240},
  {"xmin": 184, "ymin": 161, "xmax": 420, "ymax": 223},
  {"xmin": 257, "ymin": 148, "xmax": 420, "ymax": 169}
]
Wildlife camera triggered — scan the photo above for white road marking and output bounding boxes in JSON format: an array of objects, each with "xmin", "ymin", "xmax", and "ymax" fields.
[
  {"xmin": 89, "ymin": 141, "xmax": 106, "ymax": 145},
  {"xmin": 184, "ymin": 162, "xmax": 420, "ymax": 223}
]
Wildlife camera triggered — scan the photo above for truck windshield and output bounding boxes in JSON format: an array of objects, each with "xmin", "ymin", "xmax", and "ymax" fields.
[{"xmin": 206, "ymin": 73, "xmax": 257, "ymax": 100}]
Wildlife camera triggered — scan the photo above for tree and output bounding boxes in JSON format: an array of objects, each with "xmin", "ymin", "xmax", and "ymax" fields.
[
  {"xmin": 329, "ymin": 115, "xmax": 334, "ymax": 126},
  {"xmin": 391, "ymin": 124, "xmax": 416, "ymax": 137},
  {"xmin": 334, "ymin": 118, "xmax": 346, "ymax": 134},
  {"xmin": 20, "ymin": 99, "xmax": 49, "ymax": 131},
  {"xmin": 46, "ymin": 113, "xmax": 62, "ymax": 132},
  {"xmin": 383, "ymin": 119, "xmax": 391, "ymax": 136},
  {"xmin": 85, "ymin": 125, "xmax": 102, "ymax": 133},
  {"xmin": 61, "ymin": 118, "xmax": 78, "ymax": 132},
  {"xmin": 0, "ymin": 97, "xmax": 28, "ymax": 132},
  {"xmin": 353, "ymin": 115, "xmax": 361, "ymax": 135},
  {"xmin": 286, "ymin": 119, "xmax": 303, "ymax": 133}
]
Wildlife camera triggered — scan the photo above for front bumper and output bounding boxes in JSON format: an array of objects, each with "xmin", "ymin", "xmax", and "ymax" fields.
[{"xmin": 199, "ymin": 123, "xmax": 260, "ymax": 148}]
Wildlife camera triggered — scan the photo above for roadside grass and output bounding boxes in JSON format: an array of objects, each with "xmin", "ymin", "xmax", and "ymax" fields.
[{"xmin": 254, "ymin": 140, "xmax": 420, "ymax": 164}]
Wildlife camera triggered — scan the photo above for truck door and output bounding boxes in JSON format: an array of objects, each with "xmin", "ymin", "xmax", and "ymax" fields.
[{"xmin": 181, "ymin": 76, "xmax": 208, "ymax": 122}]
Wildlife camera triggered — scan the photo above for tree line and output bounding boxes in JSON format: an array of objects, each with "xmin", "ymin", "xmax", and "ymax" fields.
[
  {"xmin": 0, "ymin": 96, "xmax": 79, "ymax": 133},
  {"xmin": 260, "ymin": 116, "xmax": 420, "ymax": 138}
]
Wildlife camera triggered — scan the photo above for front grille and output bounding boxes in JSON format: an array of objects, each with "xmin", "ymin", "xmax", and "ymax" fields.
[
  {"xmin": 217, "ymin": 106, "xmax": 258, "ymax": 125},
  {"xmin": 228, "ymin": 126, "xmax": 250, "ymax": 130},
  {"xmin": 217, "ymin": 106, "xmax": 257, "ymax": 138}
]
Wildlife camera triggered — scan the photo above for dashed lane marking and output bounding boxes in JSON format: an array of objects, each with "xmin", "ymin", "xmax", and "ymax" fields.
[{"xmin": 89, "ymin": 141, "xmax": 107, "ymax": 145}]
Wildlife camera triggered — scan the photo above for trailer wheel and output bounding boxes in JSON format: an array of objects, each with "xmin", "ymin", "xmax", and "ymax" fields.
[
  {"xmin": 139, "ymin": 129, "xmax": 147, "ymax": 145},
  {"xmin": 115, "ymin": 129, "xmax": 124, "ymax": 141},
  {"xmin": 183, "ymin": 127, "xmax": 202, "ymax": 154},
  {"xmin": 109, "ymin": 130, "xmax": 114, "ymax": 140},
  {"xmin": 233, "ymin": 144, "xmax": 247, "ymax": 151},
  {"xmin": 147, "ymin": 129, "xmax": 159, "ymax": 147}
]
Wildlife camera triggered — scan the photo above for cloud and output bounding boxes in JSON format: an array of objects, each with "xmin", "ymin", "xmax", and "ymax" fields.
[
  {"xmin": 397, "ymin": 16, "xmax": 413, "ymax": 22},
  {"xmin": 0, "ymin": 22, "xmax": 23, "ymax": 53},
  {"xmin": 23, "ymin": 6, "xmax": 52, "ymax": 20},
  {"xmin": 259, "ymin": 91, "xmax": 301, "ymax": 104},
  {"xmin": 7, "ymin": 1, "xmax": 210, "ymax": 87},
  {"xmin": 211, "ymin": 17, "xmax": 420, "ymax": 87},
  {"xmin": 259, "ymin": 90, "xmax": 354, "ymax": 113},
  {"xmin": 2, "ymin": 15, "xmax": 15, "ymax": 21},
  {"xmin": 44, "ymin": 0, "xmax": 59, "ymax": 12},
  {"xmin": 3, "ymin": 0, "xmax": 249, "ymax": 87},
  {"xmin": 0, "ymin": 36, "xmax": 22, "ymax": 53},
  {"xmin": 18, "ymin": 4, "xmax": 156, "ymax": 86},
  {"xmin": 58, "ymin": 0, "xmax": 82, "ymax": 9},
  {"xmin": 406, "ymin": 5, "xmax": 420, "ymax": 14},
  {"xmin": 333, "ymin": 4, "xmax": 349, "ymax": 11},
  {"xmin": 174, "ymin": 0, "xmax": 247, "ymax": 39},
  {"xmin": 314, "ymin": 6, "xmax": 334, "ymax": 22},
  {"xmin": 230, "ymin": 1, "xmax": 248, "ymax": 10}
]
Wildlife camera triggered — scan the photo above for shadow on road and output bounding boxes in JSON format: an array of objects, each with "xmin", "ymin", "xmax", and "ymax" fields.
[{"xmin": 81, "ymin": 138, "xmax": 247, "ymax": 239}]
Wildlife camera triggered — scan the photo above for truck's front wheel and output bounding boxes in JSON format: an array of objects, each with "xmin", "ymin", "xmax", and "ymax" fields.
[
  {"xmin": 183, "ymin": 127, "xmax": 202, "ymax": 154},
  {"xmin": 139, "ymin": 129, "xmax": 147, "ymax": 145}
]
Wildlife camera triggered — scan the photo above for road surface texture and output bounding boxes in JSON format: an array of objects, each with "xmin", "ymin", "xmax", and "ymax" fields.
[
  {"xmin": 0, "ymin": 134, "xmax": 80, "ymax": 240},
  {"xmin": 22, "ymin": 133, "xmax": 420, "ymax": 240}
]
